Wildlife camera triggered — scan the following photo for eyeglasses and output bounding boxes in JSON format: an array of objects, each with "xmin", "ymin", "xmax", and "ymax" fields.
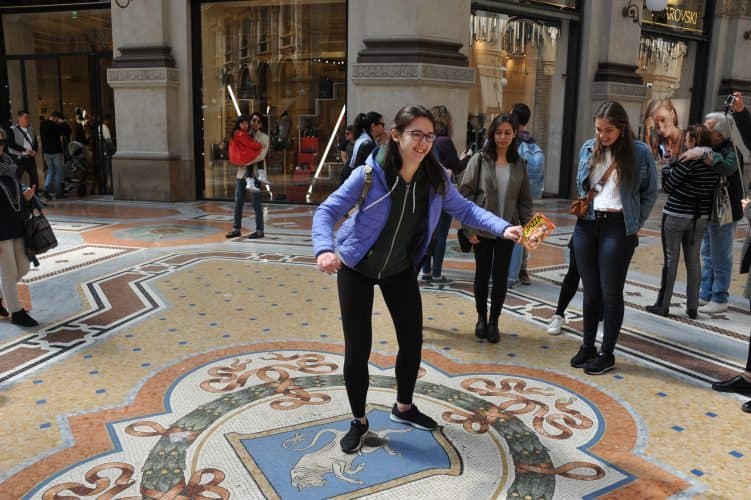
[{"xmin": 407, "ymin": 130, "xmax": 435, "ymax": 143}]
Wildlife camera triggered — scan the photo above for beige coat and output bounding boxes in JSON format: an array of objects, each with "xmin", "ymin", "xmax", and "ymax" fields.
[{"xmin": 458, "ymin": 151, "xmax": 533, "ymax": 239}]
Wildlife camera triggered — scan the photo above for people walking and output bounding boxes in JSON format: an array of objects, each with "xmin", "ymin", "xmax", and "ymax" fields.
[
  {"xmin": 7, "ymin": 110, "xmax": 39, "ymax": 189},
  {"xmin": 458, "ymin": 113, "xmax": 533, "ymax": 344},
  {"xmin": 420, "ymin": 105, "xmax": 466, "ymax": 284},
  {"xmin": 39, "ymin": 111, "xmax": 71, "ymax": 200},
  {"xmin": 569, "ymin": 101, "xmax": 657, "ymax": 375},
  {"xmin": 312, "ymin": 104, "xmax": 522, "ymax": 453}
]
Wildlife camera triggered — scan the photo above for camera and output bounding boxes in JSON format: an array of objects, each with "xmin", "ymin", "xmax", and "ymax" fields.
[{"xmin": 724, "ymin": 94, "xmax": 737, "ymax": 111}]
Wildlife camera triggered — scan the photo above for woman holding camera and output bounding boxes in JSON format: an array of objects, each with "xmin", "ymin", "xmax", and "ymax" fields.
[
  {"xmin": 0, "ymin": 128, "xmax": 38, "ymax": 327},
  {"xmin": 570, "ymin": 101, "xmax": 657, "ymax": 375}
]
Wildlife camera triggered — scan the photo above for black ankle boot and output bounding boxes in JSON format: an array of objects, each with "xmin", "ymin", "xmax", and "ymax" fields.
[
  {"xmin": 687, "ymin": 308, "xmax": 697, "ymax": 319},
  {"xmin": 487, "ymin": 316, "xmax": 500, "ymax": 343},
  {"xmin": 11, "ymin": 309, "xmax": 38, "ymax": 327},
  {"xmin": 475, "ymin": 314, "xmax": 487, "ymax": 339}
]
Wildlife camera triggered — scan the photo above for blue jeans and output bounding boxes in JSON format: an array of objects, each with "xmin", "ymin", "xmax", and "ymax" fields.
[
  {"xmin": 573, "ymin": 216, "xmax": 637, "ymax": 354},
  {"xmin": 507, "ymin": 243, "xmax": 523, "ymax": 283},
  {"xmin": 700, "ymin": 221, "xmax": 736, "ymax": 304},
  {"xmin": 232, "ymin": 176, "xmax": 264, "ymax": 233},
  {"xmin": 422, "ymin": 211, "xmax": 452, "ymax": 277},
  {"xmin": 43, "ymin": 153, "xmax": 64, "ymax": 195}
]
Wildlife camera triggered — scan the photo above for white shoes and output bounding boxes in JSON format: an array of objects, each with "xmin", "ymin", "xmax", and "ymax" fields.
[
  {"xmin": 698, "ymin": 301, "xmax": 728, "ymax": 314},
  {"xmin": 698, "ymin": 298, "xmax": 708, "ymax": 306},
  {"xmin": 546, "ymin": 314, "xmax": 564, "ymax": 335},
  {"xmin": 256, "ymin": 169, "xmax": 270, "ymax": 186},
  {"xmin": 245, "ymin": 177, "xmax": 260, "ymax": 192}
]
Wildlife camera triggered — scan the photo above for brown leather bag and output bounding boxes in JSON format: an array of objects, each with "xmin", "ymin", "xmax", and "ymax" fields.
[{"xmin": 569, "ymin": 162, "xmax": 617, "ymax": 217}]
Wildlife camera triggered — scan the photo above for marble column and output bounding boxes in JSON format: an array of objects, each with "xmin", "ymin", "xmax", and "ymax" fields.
[
  {"xmin": 347, "ymin": 0, "xmax": 475, "ymax": 151},
  {"xmin": 575, "ymin": 0, "xmax": 646, "ymax": 150},
  {"xmin": 107, "ymin": 0, "xmax": 195, "ymax": 201}
]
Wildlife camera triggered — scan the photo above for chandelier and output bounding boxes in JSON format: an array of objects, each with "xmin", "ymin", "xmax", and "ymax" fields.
[
  {"xmin": 639, "ymin": 36, "xmax": 688, "ymax": 69},
  {"xmin": 471, "ymin": 11, "xmax": 559, "ymax": 55}
]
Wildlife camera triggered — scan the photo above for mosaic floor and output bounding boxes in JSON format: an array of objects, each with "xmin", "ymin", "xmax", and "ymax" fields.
[{"xmin": 0, "ymin": 195, "xmax": 749, "ymax": 499}]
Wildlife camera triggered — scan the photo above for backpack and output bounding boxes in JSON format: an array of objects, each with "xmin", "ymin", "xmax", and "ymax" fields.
[{"xmin": 518, "ymin": 140, "xmax": 544, "ymax": 173}]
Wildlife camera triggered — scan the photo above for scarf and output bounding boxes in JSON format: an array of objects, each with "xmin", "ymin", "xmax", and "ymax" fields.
[{"xmin": 0, "ymin": 153, "xmax": 17, "ymax": 178}]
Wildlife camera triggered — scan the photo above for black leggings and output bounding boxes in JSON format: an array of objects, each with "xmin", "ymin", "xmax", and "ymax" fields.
[
  {"xmin": 473, "ymin": 236, "xmax": 514, "ymax": 319},
  {"xmin": 556, "ymin": 245, "xmax": 581, "ymax": 316},
  {"xmin": 337, "ymin": 265, "xmax": 423, "ymax": 418}
]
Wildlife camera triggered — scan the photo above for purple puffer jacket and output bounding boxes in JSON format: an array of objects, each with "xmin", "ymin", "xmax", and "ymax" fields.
[{"xmin": 312, "ymin": 151, "xmax": 512, "ymax": 270}]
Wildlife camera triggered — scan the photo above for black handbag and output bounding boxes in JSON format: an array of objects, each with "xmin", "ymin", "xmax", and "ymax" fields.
[
  {"xmin": 25, "ymin": 208, "xmax": 57, "ymax": 257},
  {"xmin": 457, "ymin": 229, "xmax": 472, "ymax": 252}
]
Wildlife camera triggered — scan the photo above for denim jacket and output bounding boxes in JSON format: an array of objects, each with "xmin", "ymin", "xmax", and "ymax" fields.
[{"xmin": 575, "ymin": 138, "xmax": 658, "ymax": 235}]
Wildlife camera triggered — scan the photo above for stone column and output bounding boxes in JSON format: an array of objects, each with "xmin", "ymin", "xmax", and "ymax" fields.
[
  {"xmin": 107, "ymin": 0, "xmax": 195, "ymax": 201},
  {"xmin": 348, "ymin": 0, "xmax": 474, "ymax": 150},
  {"xmin": 575, "ymin": 0, "xmax": 646, "ymax": 149}
]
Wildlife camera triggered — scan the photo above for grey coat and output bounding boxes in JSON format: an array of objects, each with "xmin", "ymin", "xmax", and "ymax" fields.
[{"xmin": 458, "ymin": 151, "xmax": 533, "ymax": 239}]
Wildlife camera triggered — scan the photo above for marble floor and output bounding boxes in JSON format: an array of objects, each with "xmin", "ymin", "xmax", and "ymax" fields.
[{"xmin": 0, "ymin": 194, "xmax": 749, "ymax": 499}]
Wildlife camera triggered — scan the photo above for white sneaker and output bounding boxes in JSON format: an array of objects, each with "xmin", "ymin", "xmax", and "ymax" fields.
[
  {"xmin": 546, "ymin": 314, "xmax": 564, "ymax": 335},
  {"xmin": 698, "ymin": 301, "xmax": 728, "ymax": 314},
  {"xmin": 698, "ymin": 298, "xmax": 708, "ymax": 306},
  {"xmin": 245, "ymin": 177, "xmax": 260, "ymax": 192},
  {"xmin": 256, "ymin": 169, "xmax": 270, "ymax": 186}
]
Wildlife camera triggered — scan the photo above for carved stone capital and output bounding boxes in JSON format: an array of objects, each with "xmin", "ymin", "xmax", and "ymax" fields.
[
  {"xmin": 592, "ymin": 81, "xmax": 647, "ymax": 102},
  {"xmin": 351, "ymin": 63, "xmax": 475, "ymax": 87},
  {"xmin": 107, "ymin": 68, "xmax": 179, "ymax": 88}
]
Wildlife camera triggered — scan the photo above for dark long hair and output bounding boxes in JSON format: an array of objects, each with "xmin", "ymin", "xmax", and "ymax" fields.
[
  {"xmin": 353, "ymin": 111, "xmax": 383, "ymax": 140},
  {"xmin": 483, "ymin": 113, "xmax": 520, "ymax": 163},
  {"xmin": 382, "ymin": 104, "xmax": 447, "ymax": 194},
  {"xmin": 592, "ymin": 101, "xmax": 636, "ymax": 188},
  {"xmin": 231, "ymin": 115, "xmax": 250, "ymax": 135}
]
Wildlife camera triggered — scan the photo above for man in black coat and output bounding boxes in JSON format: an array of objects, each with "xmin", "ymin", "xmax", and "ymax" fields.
[{"xmin": 712, "ymin": 91, "xmax": 751, "ymax": 413}]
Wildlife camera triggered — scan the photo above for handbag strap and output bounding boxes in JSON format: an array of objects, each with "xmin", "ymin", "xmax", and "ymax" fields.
[{"xmin": 585, "ymin": 161, "xmax": 616, "ymax": 202}]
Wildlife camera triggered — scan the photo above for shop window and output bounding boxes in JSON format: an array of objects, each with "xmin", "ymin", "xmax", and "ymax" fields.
[
  {"xmin": 200, "ymin": 0, "xmax": 346, "ymax": 203},
  {"xmin": 468, "ymin": 11, "xmax": 562, "ymax": 189}
]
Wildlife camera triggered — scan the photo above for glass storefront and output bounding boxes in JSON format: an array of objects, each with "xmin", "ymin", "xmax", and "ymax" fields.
[
  {"xmin": 1, "ymin": 8, "xmax": 115, "ymax": 194},
  {"xmin": 200, "ymin": 0, "xmax": 347, "ymax": 203},
  {"xmin": 468, "ymin": 10, "xmax": 567, "ymax": 195}
]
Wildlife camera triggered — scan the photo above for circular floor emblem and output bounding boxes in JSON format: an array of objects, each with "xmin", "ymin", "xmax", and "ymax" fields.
[{"xmin": 28, "ymin": 348, "xmax": 690, "ymax": 499}]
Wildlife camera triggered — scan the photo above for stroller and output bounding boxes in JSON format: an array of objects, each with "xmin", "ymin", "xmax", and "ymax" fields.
[{"xmin": 66, "ymin": 141, "xmax": 88, "ymax": 196}]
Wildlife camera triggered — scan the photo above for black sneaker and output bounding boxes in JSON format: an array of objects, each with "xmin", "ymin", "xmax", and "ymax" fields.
[
  {"xmin": 570, "ymin": 345, "xmax": 597, "ymax": 368},
  {"xmin": 11, "ymin": 309, "xmax": 38, "ymax": 327},
  {"xmin": 225, "ymin": 229, "xmax": 241, "ymax": 238},
  {"xmin": 246, "ymin": 231, "xmax": 264, "ymax": 239},
  {"xmin": 340, "ymin": 418, "xmax": 369, "ymax": 453},
  {"xmin": 584, "ymin": 352, "xmax": 615, "ymax": 375},
  {"xmin": 0, "ymin": 302, "xmax": 8, "ymax": 317},
  {"xmin": 389, "ymin": 403, "xmax": 437, "ymax": 430}
]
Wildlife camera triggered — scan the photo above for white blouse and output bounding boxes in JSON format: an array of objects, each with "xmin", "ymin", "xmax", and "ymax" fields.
[{"xmin": 591, "ymin": 150, "xmax": 622, "ymax": 211}]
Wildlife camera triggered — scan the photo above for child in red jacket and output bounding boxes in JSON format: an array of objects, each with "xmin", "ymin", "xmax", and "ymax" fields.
[{"xmin": 229, "ymin": 115, "xmax": 263, "ymax": 190}]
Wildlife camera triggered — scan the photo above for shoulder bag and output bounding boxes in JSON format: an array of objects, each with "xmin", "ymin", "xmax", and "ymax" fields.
[
  {"xmin": 457, "ymin": 154, "xmax": 483, "ymax": 252},
  {"xmin": 569, "ymin": 161, "xmax": 616, "ymax": 217},
  {"xmin": 711, "ymin": 175, "xmax": 733, "ymax": 226},
  {"xmin": 25, "ymin": 207, "xmax": 58, "ymax": 257}
]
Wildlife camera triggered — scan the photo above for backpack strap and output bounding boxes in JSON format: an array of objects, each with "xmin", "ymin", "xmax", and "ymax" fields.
[{"xmin": 352, "ymin": 165, "xmax": 373, "ymax": 212}]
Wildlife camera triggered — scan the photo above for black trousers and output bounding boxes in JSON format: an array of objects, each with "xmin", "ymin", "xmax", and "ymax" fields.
[
  {"xmin": 556, "ymin": 244, "xmax": 581, "ymax": 316},
  {"xmin": 337, "ymin": 265, "xmax": 423, "ymax": 418},
  {"xmin": 14, "ymin": 156, "xmax": 39, "ymax": 188},
  {"xmin": 473, "ymin": 236, "xmax": 515, "ymax": 319}
]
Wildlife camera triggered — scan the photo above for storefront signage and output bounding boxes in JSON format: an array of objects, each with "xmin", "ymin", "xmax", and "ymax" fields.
[
  {"xmin": 642, "ymin": 0, "xmax": 706, "ymax": 34},
  {"xmin": 530, "ymin": 0, "xmax": 577, "ymax": 9}
]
